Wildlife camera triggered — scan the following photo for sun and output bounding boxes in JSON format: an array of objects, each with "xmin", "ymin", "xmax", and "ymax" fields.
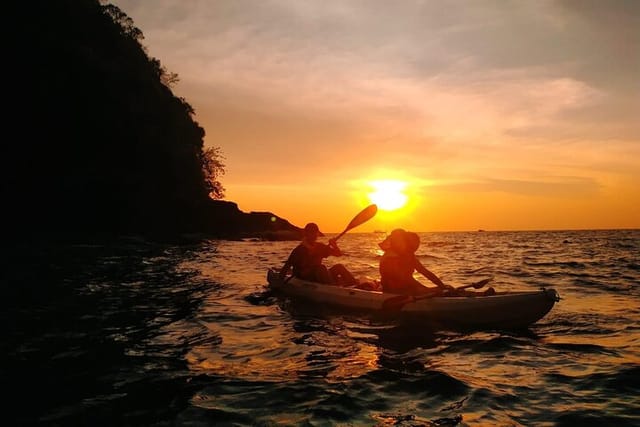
[{"xmin": 368, "ymin": 180, "xmax": 408, "ymax": 211}]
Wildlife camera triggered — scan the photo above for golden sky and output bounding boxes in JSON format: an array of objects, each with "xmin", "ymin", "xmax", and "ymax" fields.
[{"xmin": 111, "ymin": 0, "xmax": 639, "ymax": 232}]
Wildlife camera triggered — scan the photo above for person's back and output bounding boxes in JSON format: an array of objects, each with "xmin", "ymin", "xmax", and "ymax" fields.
[{"xmin": 379, "ymin": 255, "xmax": 408, "ymax": 294}]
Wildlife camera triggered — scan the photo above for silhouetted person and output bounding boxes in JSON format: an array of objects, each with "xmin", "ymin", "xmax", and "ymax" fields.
[
  {"xmin": 279, "ymin": 222, "xmax": 357, "ymax": 285},
  {"xmin": 378, "ymin": 229, "xmax": 451, "ymax": 295}
]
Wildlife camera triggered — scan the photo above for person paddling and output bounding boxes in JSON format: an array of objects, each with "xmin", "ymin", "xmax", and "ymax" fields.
[
  {"xmin": 279, "ymin": 222, "xmax": 357, "ymax": 285},
  {"xmin": 378, "ymin": 229, "xmax": 452, "ymax": 296}
]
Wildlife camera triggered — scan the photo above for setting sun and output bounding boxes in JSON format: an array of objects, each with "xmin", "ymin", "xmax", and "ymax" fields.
[{"xmin": 368, "ymin": 180, "xmax": 408, "ymax": 211}]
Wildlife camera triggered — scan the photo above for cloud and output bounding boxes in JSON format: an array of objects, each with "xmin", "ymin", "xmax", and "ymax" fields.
[
  {"xmin": 114, "ymin": 1, "xmax": 636, "ymax": 125},
  {"xmin": 111, "ymin": 0, "xmax": 639, "ymax": 183},
  {"xmin": 554, "ymin": 0, "xmax": 640, "ymax": 89}
]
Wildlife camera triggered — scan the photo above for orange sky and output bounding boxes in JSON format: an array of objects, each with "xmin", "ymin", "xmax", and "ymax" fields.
[{"xmin": 111, "ymin": 0, "xmax": 639, "ymax": 232}]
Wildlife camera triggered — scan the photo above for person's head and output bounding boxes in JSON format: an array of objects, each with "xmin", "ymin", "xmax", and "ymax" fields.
[
  {"xmin": 405, "ymin": 231, "xmax": 420, "ymax": 254},
  {"xmin": 379, "ymin": 228, "xmax": 407, "ymax": 253},
  {"xmin": 303, "ymin": 222, "xmax": 321, "ymax": 243}
]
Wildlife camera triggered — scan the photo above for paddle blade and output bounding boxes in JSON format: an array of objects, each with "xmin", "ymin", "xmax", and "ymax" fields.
[
  {"xmin": 455, "ymin": 276, "xmax": 494, "ymax": 291},
  {"xmin": 344, "ymin": 204, "xmax": 378, "ymax": 234},
  {"xmin": 471, "ymin": 276, "xmax": 494, "ymax": 289}
]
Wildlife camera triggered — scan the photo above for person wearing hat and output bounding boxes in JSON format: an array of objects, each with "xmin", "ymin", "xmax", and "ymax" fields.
[
  {"xmin": 378, "ymin": 229, "xmax": 452, "ymax": 295},
  {"xmin": 279, "ymin": 222, "xmax": 357, "ymax": 285}
]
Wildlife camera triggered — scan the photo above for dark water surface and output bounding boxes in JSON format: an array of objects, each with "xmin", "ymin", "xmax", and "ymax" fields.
[{"xmin": 2, "ymin": 230, "xmax": 639, "ymax": 426}]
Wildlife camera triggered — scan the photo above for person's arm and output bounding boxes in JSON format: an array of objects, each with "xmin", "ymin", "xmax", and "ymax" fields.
[
  {"xmin": 413, "ymin": 256, "xmax": 448, "ymax": 288},
  {"xmin": 279, "ymin": 248, "xmax": 297, "ymax": 279},
  {"xmin": 279, "ymin": 257, "xmax": 292, "ymax": 279},
  {"xmin": 327, "ymin": 238, "xmax": 343, "ymax": 256}
]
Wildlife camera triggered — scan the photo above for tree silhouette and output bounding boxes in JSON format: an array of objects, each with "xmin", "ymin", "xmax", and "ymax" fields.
[
  {"xmin": 5, "ymin": 0, "xmax": 228, "ymax": 237},
  {"xmin": 202, "ymin": 147, "xmax": 226, "ymax": 200}
]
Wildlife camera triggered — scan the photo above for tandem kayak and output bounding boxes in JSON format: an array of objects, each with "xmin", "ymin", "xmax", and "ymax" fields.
[{"xmin": 267, "ymin": 268, "xmax": 560, "ymax": 330}]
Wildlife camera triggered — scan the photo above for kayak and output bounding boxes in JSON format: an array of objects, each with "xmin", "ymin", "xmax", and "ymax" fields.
[{"xmin": 266, "ymin": 268, "xmax": 560, "ymax": 330}]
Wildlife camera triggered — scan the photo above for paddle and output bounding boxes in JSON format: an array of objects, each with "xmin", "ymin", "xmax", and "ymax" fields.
[
  {"xmin": 333, "ymin": 204, "xmax": 378, "ymax": 241},
  {"xmin": 453, "ymin": 276, "xmax": 494, "ymax": 292},
  {"xmin": 381, "ymin": 276, "xmax": 494, "ymax": 312}
]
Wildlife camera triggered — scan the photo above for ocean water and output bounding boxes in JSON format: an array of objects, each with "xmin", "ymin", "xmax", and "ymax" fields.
[{"xmin": 2, "ymin": 229, "xmax": 639, "ymax": 426}]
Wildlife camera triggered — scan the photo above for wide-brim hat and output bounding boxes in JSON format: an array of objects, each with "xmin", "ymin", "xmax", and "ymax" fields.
[
  {"xmin": 379, "ymin": 228, "xmax": 406, "ymax": 251},
  {"xmin": 304, "ymin": 222, "xmax": 324, "ymax": 236}
]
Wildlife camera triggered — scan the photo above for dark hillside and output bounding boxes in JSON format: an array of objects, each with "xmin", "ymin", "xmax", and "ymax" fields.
[{"xmin": 4, "ymin": 0, "xmax": 298, "ymax": 240}]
